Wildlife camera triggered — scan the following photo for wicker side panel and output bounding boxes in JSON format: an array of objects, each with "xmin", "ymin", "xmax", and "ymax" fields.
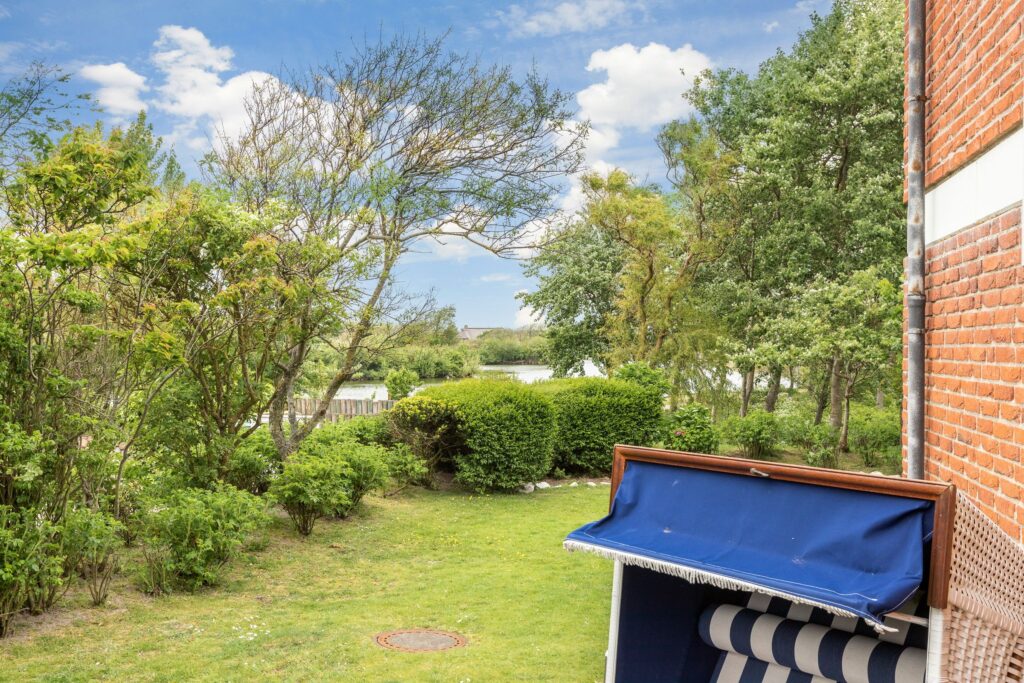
[
  {"xmin": 1007, "ymin": 640, "xmax": 1024, "ymax": 683},
  {"xmin": 942, "ymin": 606, "xmax": 1022, "ymax": 682},
  {"xmin": 947, "ymin": 492, "xmax": 1024, "ymax": 637}
]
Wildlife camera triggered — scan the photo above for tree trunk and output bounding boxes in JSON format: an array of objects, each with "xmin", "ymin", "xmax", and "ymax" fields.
[
  {"xmin": 740, "ymin": 368, "xmax": 755, "ymax": 417},
  {"xmin": 287, "ymin": 378, "xmax": 298, "ymax": 433},
  {"xmin": 875, "ymin": 385, "xmax": 885, "ymax": 409},
  {"xmin": 838, "ymin": 364, "xmax": 859, "ymax": 453},
  {"xmin": 764, "ymin": 366, "xmax": 783, "ymax": 412},
  {"xmin": 829, "ymin": 355, "xmax": 844, "ymax": 430},
  {"xmin": 271, "ymin": 247, "xmax": 400, "ymax": 458},
  {"xmin": 839, "ymin": 395, "xmax": 851, "ymax": 452},
  {"xmin": 813, "ymin": 366, "xmax": 830, "ymax": 425}
]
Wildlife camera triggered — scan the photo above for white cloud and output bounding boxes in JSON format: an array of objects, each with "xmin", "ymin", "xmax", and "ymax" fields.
[
  {"xmin": 480, "ymin": 273, "xmax": 515, "ymax": 283},
  {"xmin": 577, "ymin": 42, "xmax": 711, "ymax": 132},
  {"xmin": 763, "ymin": 20, "xmax": 780, "ymax": 33},
  {"xmin": 149, "ymin": 25, "xmax": 274, "ymax": 145},
  {"xmin": 498, "ymin": 0, "xmax": 638, "ymax": 38},
  {"xmin": 79, "ymin": 26, "xmax": 274, "ymax": 152},
  {"xmin": 558, "ymin": 42, "xmax": 710, "ymax": 211},
  {"xmin": 794, "ymin": 0, "xmax": 822, "ymax": 11},
  {"xmin": 584, "ymin": 124, "xmax": 620, "ymax": 162},
  {"xmin": 79, "ymin": 62, "xmax": 148, "ymax": 115},
  {"xmin": 0, "ymin": 6, "xmax": 10, "ymax": 20},
  {"xmin": 428, "ymin": 238, "xmax": 474, "ymax": 262}
]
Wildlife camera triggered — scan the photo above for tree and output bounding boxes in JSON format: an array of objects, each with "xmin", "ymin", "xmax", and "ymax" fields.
[
  {"xmin": 523, "ymin": 169, "xmax": 729, "ymax": 403},
  {"xmin": 679, "ymin": 0, "xmax": 904, "ymax": 418},
  {"xmin": 790, "ymin": 269, "xmax": 901, "ymax": 451},
  {"xmin": 0, "ymin": 119, "xmax": 162, "ymax": 516},
  {"xmin": 520, "ymin": 218, "xmax": 622, "ymax": 375},
  {"xmin": 207, "ymin": 33, "xmax": 585, "ymax": 457},
  {"xmin": 0, "ymin": 63, "xmax": 85, "ymax": 170}
]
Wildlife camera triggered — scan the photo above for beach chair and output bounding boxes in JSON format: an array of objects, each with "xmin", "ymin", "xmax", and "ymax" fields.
[{"xmin": 565, "ymin": 446, "xmax": 1024, "ymax": 682}]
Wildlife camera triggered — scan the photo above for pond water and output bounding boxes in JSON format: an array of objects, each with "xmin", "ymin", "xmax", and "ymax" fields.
[{"xmin": 333, "ymin": 361, "xmax": 603, "ymax": 400}]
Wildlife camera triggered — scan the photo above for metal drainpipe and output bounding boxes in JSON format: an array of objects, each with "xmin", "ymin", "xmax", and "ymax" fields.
[{"xmin": 906, "ymin": 0, "xmax": 926, "ymax": 480}]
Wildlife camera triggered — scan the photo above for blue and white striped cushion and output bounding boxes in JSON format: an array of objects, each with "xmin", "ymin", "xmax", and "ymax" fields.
[
  {"xmin": 699, "ymin": 604, "xmax": 926, "ymax": 683},
  {"xmin": 744, "ymin": 593, "xmax": 930, "ymax": 650},
  {"xmin": 711, "ymin": 651, "xmax": 834, "ymax": 683}
]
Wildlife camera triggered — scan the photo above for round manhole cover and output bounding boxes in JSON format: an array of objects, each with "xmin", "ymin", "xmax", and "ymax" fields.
[{"xmin": 375, "ymin": 629, "xmax": 467, "ymax": 652}]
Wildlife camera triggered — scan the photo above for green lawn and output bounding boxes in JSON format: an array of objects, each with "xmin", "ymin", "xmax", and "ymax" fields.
[{"xmin": 0, "ymin": 486, "xmax": 612, "ymax": 682}]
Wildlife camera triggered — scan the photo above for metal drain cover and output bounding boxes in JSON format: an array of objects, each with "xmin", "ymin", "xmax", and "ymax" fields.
[{"xmin": 375, "ymin": 629, "xmax": 467, "ymax": 652}]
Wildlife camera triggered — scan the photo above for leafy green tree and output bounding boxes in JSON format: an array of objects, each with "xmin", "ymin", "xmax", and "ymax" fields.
[
  {"xmin": 787, "ymin": 269, "xmax": 901, "ymax": 451},
  {"xmin": 385, "ymin": 368, "xmax": 419, "ymax": 400},
  {"xmin": 520, "ymin": 219, "xmax": 622, "ymax": 375},
  {"xmin": 677, "ymin": 0, "xmax": 904, "ymax": 417},
  {"xmin": 0, "ymin": 118, "xmax": 162, "ymax": 518}
]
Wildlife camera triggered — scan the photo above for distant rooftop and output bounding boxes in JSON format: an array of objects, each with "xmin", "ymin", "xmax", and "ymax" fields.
[{"xmin": 457, "ymin": 326, "xmax": 497, "ymax": 341}]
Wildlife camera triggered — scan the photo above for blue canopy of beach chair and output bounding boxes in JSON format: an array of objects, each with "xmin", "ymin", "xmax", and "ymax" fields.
[{"xmin": 565, "ymin": 461, "xmax": 934, "ymax": 627}]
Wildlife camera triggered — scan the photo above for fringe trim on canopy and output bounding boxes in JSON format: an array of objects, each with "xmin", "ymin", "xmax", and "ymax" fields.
[{"xmin": 563, "ymin": 539, "xmax": 896, "ymax": 634}]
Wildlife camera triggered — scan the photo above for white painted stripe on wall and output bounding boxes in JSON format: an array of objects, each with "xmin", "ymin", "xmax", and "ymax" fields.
[{"xmin": 924, "ymin": 126, "xmax": 1024, "ymax": 244}]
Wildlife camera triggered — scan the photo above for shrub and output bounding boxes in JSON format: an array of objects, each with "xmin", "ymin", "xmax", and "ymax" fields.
[
  {"xmin": 142, "ymin": 486, "xmax": 269, "ymax": 591},
  {"xmin": 381, "ymin": 443, "xmax": 428, "ymax": 496},
  {"xmin": 63, "ymin": 508, "xmax": 121, "ymax": 606},
  {"xmin": 271, "ymin": 452, "xmax": 352, "ymax": 535},
  {"xmin": 612, "ymin": 362, "xmax": 671, "ymax": 398},
  {"xmin": 343, "ymin": 414, "xmax": 394, "ymax": 448},
  {"xmin": 776, "ymin": 400, "xmax": 820, "ymax": 450},
  {"xmin": 664, "ymin": 404, "xmax": 718, "ymax": 454},
  {"xmin": 802, "ymin": 425, "xmax": 840, "ymax": 469},
  {"xmin": 140, "ymin": 545, "xmax": 172, "ymax": 597},
  {"xmin": 534, "ymin": 378, "xmax": 663, "ymax": 474},
  {"xmin": 880, "ymin": 445, "xmax": 904, "ymax": 473},
  {"xmin": 226, "ymin": 428, "xmax": 281, "ymax": 495},
  {"xmin": 722, "ymin": 411, "xmax": 780, "ymax": 460},
  {"xmin": 300, "ymin": 423, "xmax": 388, "ymax": 515},
  {"xmin": 113, "ymin": 461, "xmax": 150, "ymax": 546},
  {"xmin": 333, "ymin": 445, "xmax": 388, "ymax": 516},
  {"xmin": 23, "ymin": 517, "xmax": 69, "ymax": 616},
  {"xmin": 0, "ymin": 506, "xmax": 60, "ymax": 637},
  {"xmin": 388, "ymin": 396, "xmax": 464, "ymax": 477},
  {"xmin": 421, "ymin": 379, "xmax": 554, "ymax": 492},
  {"xmin": 363, "ymin": 345, "xmax": 477, "ymax": 381},
  {"xmin": 385, "ymin": 368, "xmax": 419, "ymax": 400},
  {"xmin": 474, "ymin": 330, "xmax": 547, "ymax": 364},
  {"xmin": 847, "ymin": 406, "xmax": 901, "ymax": 468}
]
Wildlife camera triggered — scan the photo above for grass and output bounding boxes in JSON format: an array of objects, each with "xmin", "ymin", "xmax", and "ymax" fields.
[{"xmin": 0, "ymin": 486, "xmax": 612, "ymax": 682}]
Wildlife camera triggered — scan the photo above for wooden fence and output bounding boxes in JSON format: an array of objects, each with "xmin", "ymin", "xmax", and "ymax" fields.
[{"xmin": 282, "ymin": 397, "xmax": 396, "ymax": 422}]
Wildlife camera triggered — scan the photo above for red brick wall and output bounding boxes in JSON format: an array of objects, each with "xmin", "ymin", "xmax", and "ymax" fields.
[
  {"xmin": 920, "ymin": 205, "xmax": 1024, "ymax": 542},
  {"xmin": 923, "ymin": 0, "xmax": 1024, "ymax": 188}
]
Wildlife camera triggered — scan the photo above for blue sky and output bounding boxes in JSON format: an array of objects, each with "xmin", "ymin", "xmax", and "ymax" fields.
[{"xmin": 0, "ymin": 0, "xmax": 824, "ymax": 327}]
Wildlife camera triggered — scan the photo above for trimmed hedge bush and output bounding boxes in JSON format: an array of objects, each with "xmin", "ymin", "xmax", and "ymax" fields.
[
  {"xmin": 420, "ymin": 379, "xmax": 554, "ymax": 492},
  {"xmin": 535, "ymin": 378, "xmax": 662, "ymax": 474},
  {"xmin": 388, "ymin": 395, "xmax": 464, "ymax": 477},
  {"xmin": 663, "ymin": 403, "xmax": 718, "ymax": 454}
]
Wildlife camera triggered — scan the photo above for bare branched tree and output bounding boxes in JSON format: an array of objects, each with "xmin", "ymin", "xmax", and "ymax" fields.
[{"xmin": 207, "ymin": 33, "xmax": 586, "ymax": 456}]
